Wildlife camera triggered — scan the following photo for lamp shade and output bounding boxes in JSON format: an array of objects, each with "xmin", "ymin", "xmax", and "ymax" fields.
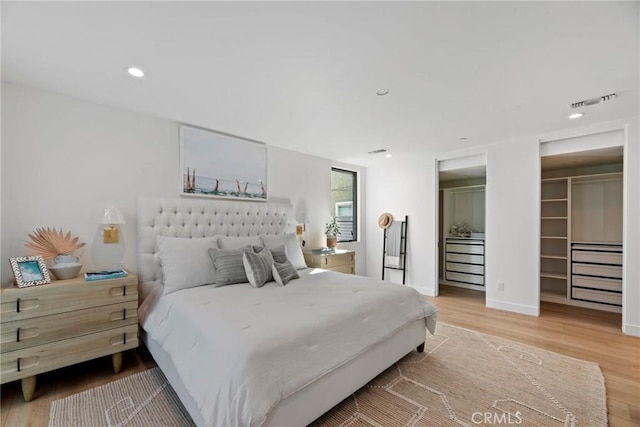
[
  {"xmin": 297, "ymin": 212, "xmax": 311, "ymax": 224},
  {"xmin": 101, "ymin": 207, "xmax": 125, "ymax": 225}
]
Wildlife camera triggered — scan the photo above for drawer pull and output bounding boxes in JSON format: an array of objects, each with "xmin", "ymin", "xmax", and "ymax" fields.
[
  {"xmin": 16, "ymin": 299, "xmax": 21, "ymax": 313},
  {"xmin": 17, "ymin": 358, "xmax": 21, "ymax": 372},
  {"xmin": 123, "ymin": 285, "xmax": 126, "ymax": 296},
  {"xmin": 16, "ymin": 328, "xmax": 20, "ymax": 342},
  {"xmin": 123, "ymin": 309, "xmax": 126, "ymax": 320},
  {"xmin": 123, "ymin": 333, "xmax": 127, "ymax": 345}
]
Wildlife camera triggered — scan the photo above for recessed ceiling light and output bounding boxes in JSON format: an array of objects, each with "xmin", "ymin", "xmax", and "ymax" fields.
[
  {"xmin": 569, "ymin": 112, "xmax": 584, "ymax": 119},
  {"xmin": 127, "ymin": 67, "xmax": 145, "ymax": 78},
  {"xmin": 376, "ymin": 89, "xmax": 389, "ymax": 96},
  {"xmin": 385, "ymin": 153, "xmax": 392, "ymax": 158},
  {"xmin": 459, "ymin": 137, "xmax": 468, "ymax": 141}
]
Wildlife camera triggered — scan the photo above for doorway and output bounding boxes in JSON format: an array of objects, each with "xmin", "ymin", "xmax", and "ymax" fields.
[
  {"xmin": 539, "ymin": 129, "xmax": 624, "ymax": 321},
  {"xmin": 437, "ymin": 155, "xmax": 487, "ymax": 297}
]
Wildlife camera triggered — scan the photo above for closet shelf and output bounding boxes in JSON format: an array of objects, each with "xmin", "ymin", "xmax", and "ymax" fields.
[
  {"xmin": 540, "ymin": 170, "xmax": 622, "ymax": 314},
  {"xmin": 541, "ymin": 289, "xmax": 567, "ymax": 297},
  {"xmin": 541, "ymin": 255, "xmax": 567, "ymax": 260},
  {"xmin": 541, "ymin": 272, "xmax": 567, "ymax": 280},
  {"xmin": 540, "ymin": 292, "xmax": 568, "ymax": 304}
]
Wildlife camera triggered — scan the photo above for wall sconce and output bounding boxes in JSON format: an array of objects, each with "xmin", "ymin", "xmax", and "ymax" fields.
[
  {"xmin": 296, "ymin": 212, "xmax": 311, "ymax": 245},
  {"xmin": 101, "ymin": 207, "xmax": 125, "ymax": 244}
]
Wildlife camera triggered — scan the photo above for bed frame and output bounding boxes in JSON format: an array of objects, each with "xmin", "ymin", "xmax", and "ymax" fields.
[{"xmin": 136, "ymin": 197, "xmax": 426, "ymax": 426}]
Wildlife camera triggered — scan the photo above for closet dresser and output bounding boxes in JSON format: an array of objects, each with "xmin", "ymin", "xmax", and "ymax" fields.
[
  {"xmin": 444, "ymin": 237, "xmax": 485, "ymax": 288},
  {"xmin": 571, "ymin": 243, "xmax": 622, "ymax": 307}
]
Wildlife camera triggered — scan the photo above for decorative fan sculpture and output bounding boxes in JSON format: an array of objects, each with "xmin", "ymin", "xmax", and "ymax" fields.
[{"xmin": 25, "ymin": 227, "xmax": 86, "ymax": 260}]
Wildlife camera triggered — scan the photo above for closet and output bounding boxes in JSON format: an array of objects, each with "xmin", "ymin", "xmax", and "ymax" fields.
[
  {"xmin": 540, "ymin": 143, "xmax": 623, "ymax": 313},
  {"xmin": 439, "ymin": 179, "xmax": 486, "ymax": 291}
]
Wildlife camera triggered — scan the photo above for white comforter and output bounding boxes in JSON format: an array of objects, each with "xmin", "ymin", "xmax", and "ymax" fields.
[{"xmin": 140, "ymin": 269, "xmax": 437, "ymax": 427}]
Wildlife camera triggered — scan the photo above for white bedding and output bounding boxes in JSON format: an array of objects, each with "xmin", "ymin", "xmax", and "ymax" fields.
[{"xmin": 140, "ymin": 269, "xmax": 437, "ymax": 427}]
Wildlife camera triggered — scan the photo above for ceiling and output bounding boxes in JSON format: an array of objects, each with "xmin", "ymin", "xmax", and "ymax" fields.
[
  {"xmin": 541, "ymin": 146, "xmax": 623, "ymax": 171},
  {"xmin": 439, "ymin": 145, "xmax": 623, "ymax": 182},
  {"xmin": 439, "ymin": 166, "xmax": 486, "ymax": 183},
  {"xmin": 2, "ymin": 2, "xmax": 638, "ymax": 166}
]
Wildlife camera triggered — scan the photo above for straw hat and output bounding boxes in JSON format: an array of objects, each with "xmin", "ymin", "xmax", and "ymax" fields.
[{"xmin": 378, "ymin": 213, "xmax": 394, "ymax": 229}]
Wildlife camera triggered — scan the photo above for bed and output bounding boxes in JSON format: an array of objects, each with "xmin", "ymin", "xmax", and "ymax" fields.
[{"xmin": 136, "ymin": 197, "xmax": 438, "ymax": 427}]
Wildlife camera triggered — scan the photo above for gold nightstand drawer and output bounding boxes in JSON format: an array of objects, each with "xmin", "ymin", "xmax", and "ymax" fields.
[
  {"xmin": 330, "ymin": 264, "xmax": 355, "ymax": 274},
  {"xmin": 303, "ymin": 250, "xmax": 355, "ymax": 274},
  {"xmin": 1, "ymin": 301, "xmax": 138, "ymax": 353},
  {"xmin": 0, "ymin": 324, "xmax": 138, "ymax": 384},
  {"xmin": 1, "ymin": 276, "xmax": 138, "ymax": 323},
  {"xmin": 323, "ymin": 252, "xmax": 354, "ymax": 268}
]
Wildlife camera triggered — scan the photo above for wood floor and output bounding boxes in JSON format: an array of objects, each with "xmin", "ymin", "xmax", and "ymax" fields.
[{"xmin": 1, "ymin": 285, "xmax": 638, "ymax": 426}]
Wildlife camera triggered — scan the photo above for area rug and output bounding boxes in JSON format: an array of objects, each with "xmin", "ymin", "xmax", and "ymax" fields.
[{"xmin": 49, "ymin": 323, "xmax": 607, "ymax": 427}]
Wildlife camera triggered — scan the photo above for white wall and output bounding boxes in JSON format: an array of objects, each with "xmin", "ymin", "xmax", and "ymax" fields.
[
  {"xmin": 366, "ymin": 122, "xmax": 640, "ymax": 336},
  {"xmin": 484, "ymin": 137, "xmax": 541, "ymax": 315},
  {"xmin": 623, "ymin": 120, "xmax": 640, "ymax": 336},
  {"xmin": 1, "ymin": 83, "xmax": 367, "ymax": 284},
  {"xmin": 365, "ymin": 155, "xmax": 438, "ymax": 295}
]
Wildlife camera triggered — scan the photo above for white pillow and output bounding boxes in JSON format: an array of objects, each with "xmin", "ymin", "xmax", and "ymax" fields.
[
  {"xmin": 261, "ymin": 233, "xmax": 306, "ymax": 270},
  {"xmin": 217, "ymin": 235, "xmax": 263, "ymax": 250},
  {"xmin": 157, "ymin": 236, "xmax": 218, "ymax": 295}
]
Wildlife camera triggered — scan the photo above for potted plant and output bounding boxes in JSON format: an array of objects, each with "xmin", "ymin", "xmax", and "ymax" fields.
[{"xmin": 325, "ymin": 217, "xmax": 340, "ymax": 248}]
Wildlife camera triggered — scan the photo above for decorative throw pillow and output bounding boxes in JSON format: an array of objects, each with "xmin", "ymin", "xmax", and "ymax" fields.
[
  {"xmin": 253, "ymin": 244, "xmax": 288, "ymax": 264},
  {"xmin": 261, "ymin": 233, "xmax": 307, "ymax": 270},
  {"xmin": 217, "ymin": 236, "xmax": 262, "ymax": 250},
  {"xmin": 272, "ymin": 259, "xmax": 300, "ymax": 286},
  {"xmin": 243, "ymin": 248, "xmax": 274, "ymax": 288},
  {"xmin": 157, "ymin": 236, "xmax": 218, "ymax": 295},
  {"xmin": 208, "ymin": 246, "xmax": 252, "ymax": 287}
]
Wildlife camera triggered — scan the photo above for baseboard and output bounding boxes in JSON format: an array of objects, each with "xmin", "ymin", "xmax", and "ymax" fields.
[
  {"xmin": 623, "ymin": 323, "xmax": 640, "ymax": 337},
  {"xmin": 486, "ymin": 299, "xmax": 539, "ymax": 316}
]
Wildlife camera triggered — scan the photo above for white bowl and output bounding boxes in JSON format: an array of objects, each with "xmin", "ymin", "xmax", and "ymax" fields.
[{"xmin": 50, "ymin": 264, "xmax": 82, "ymax": 280}]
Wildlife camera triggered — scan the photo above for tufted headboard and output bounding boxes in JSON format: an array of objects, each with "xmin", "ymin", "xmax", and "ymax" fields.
[{"xmin": 137, "ymin": 197, "xmax": 293, "ymax": 284}]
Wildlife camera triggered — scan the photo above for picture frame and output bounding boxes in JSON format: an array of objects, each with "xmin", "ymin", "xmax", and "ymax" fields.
[
  {"xmin": 10, "ymin": 256, "xmax": 51, "ymax": 288},
  {"xmin": 180, "ymin": 125, "xmax": 268, "ymax": 201}
]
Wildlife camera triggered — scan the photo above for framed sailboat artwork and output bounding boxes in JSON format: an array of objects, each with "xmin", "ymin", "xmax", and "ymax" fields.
[{"xmin": 180, "ymin": 125, "xmax": 267, "ymax": 201}]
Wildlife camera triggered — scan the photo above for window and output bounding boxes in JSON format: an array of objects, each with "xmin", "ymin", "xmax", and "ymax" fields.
[
  {"xmin": 331, "ymin": 168, "xmax": 357, "ymax": 242},
  {"xmin": 335, "ymin": 201, "xmax": 352, "ymax": 217}
]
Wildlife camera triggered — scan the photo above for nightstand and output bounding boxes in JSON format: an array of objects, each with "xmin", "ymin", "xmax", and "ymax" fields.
[
  {"xmin": 0, "ymin": 274, "xmax": 138, "ymax": 401},
  {"xmin": 303, "ymin": 249, "xmax": 355, "ymax": 274}
]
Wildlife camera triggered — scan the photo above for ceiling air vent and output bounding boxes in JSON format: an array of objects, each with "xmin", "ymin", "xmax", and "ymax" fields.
[
  {"xmin": 569, "ymin": 93, "xmax": 617, "ymax": 109},
  {"xmin": 368, "ymin": 149, "xmax": 388, "ymax": 155}
]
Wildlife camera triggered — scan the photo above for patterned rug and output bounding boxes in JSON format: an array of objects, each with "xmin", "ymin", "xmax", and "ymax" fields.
[{"xmin": 49, "ymin": 323, "xmax": 606, "ymax": 427}]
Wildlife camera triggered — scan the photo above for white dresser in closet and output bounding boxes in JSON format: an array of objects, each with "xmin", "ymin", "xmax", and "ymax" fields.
[
  {"xmin": 445, "ymin": 237, "xmax": 485, "ymax": 287},
  {"xmin": 571, "ymin": 243, "xmax": 622, "ymax": 307}
]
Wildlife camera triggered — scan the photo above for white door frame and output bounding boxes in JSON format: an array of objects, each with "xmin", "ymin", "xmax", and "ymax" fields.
[{"xmin": 435, "ymin": 152, "xmax": 488, "ymax": 298}]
